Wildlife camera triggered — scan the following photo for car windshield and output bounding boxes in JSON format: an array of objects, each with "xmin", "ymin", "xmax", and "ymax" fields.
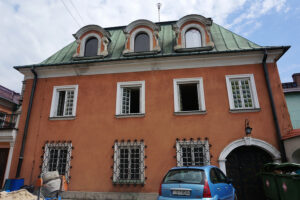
[{"xmin": 163, "ymin": 169, "xmax": 205, "ymax": 184}]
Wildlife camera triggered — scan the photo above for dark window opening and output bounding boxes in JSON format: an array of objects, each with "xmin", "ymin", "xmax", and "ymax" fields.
[
  {"xmin": 84, "ymin": 37, "xmax": 98, "ymax": 57},
  {"xmin": 179, "ymin": 83, "xmax": 199, "ymax": 111},
  {"xmin": 122, "ymin": 87, "xmax": 140, "ymax": 114},
  {"xmin": 130, "ymin": 88, "xmax": 140, "ymax": 113},
  {"xmin": 57, "ymin": 91, "xmax": 66, "ymax": 116},
  {"xmin": 134, "ymin": 33, "xmax": 150, "ymax": 52}
]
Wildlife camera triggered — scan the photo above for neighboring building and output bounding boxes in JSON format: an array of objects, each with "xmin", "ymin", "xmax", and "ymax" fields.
[
  {"xmin": 282, "ymin": 73, "xmax": 300, "ymax": 163},
  {"xmin": 0, "ymin": 85, "xmax": 20, "ymax": 186},
  {"xmin": 9, "ymin": 15, "xmax": 292, "ymax": 200}
]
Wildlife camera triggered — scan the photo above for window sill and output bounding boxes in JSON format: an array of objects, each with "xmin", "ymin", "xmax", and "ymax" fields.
[
  {"xmin": 175, "ymin": 46, "xmax": 213, "ymax": 53},
  {"xmin": 229, "ymin": 108, "xmax": 261, "ymax": 113},
  {"xmin": 123, "ymin": 50, "xmax": 159, "ymax": 57},
  {"xmin": 113, "ymin": 180, "xmax": 145, "ymax": 184},
  {"xmin": 115, "ymin": 113, "xmax": 145, "ymax": 118},
  {"xmin": 72, "ymin": 55, "xmax": 105, "ymax": 60},
  {"xmin": 174, "ymin": 110, "xmax": 207, "ymax": 116},
  {"xmin": 49, "ymin": 116, "xmax": 76, "ymax": 120}
]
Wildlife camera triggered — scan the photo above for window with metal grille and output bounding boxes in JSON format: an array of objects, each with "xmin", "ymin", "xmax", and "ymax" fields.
[
  {"xmin": 50, "ymin": 85, "xmax": 78, "ymax": 118},
  {"xmin": 41, "ymin": 142, "xmax": 72, "ymax": 182},
  {"xmin": 113, "ymin": 141, "xmax": 145, "ymax": 184},
  {"xmin": 185, "ymin": 28, "xmax": 202, "ymax": 48},
  {"xmin": 116, "ymin": 81, "xmax": 145, "ymax": 116},
  {"xmin": 173, "ymin": 78, "xmax": 206, "ymax": 113},
  {"xmin": 225, "ymin": 74, "xmax": 260, "ymax": 110},
  {"xmin": 176, "ymin": 139, "xmax": 210, "ymax": 167}
]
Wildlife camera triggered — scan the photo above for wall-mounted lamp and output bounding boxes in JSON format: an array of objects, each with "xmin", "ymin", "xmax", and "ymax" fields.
[{"xmin": 245, "ymin": 119, "xmax": 252, "ymax": 136}]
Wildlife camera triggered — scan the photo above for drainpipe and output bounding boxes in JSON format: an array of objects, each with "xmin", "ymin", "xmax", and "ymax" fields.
[
  {"xmin": 16, "ymin": 67, "xmax": 38, "ymax": 178},
  {"xmin": 262, "ymin": 49, "xmax": 287, "ymax": 162}
]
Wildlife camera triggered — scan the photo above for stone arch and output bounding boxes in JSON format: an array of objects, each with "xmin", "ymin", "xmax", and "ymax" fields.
[{"xmin": 218, "ymin": 137, "xmax": 281, "ymax": 174}]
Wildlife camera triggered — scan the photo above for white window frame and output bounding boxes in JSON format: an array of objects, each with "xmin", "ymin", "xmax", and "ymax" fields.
[
  {"xmin": 181, "ymin": 23, "xmax": 207, "ymax": 48},
  {"xmin": 176, "ymin": 140, "xmax": 210, "ymax": 167},
  {"xmin": 173, "ymin": 77, "xmax": 206, "ymax": 113},
  {"xmin": 50, "ymin": 85, "xmax": 78, "ymax": 118},
  {"xmin": 113, "ymin": 141, "xmax": 145, "ymax": 184},
  {"xmin": 116, "ymin": 81, "xmax": 145, "ymax": 115},
  {"xmin": 79, "ymin": 33, "xmax": 102, "ymax": 57},
  {"xmin": 225, "ymin": 74, "xmax": 260, "ymax": 110},
  {"xmin": 41, "ymin": 142, "xmax": 72, "ymax": 182}
]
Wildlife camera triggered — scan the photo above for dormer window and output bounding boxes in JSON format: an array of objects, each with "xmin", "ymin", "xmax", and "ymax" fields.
[
  {"xmin": 134, "ymin": 32, "xmax": 150, "ymax": 52},
  {"xmin": 84, "ymin": 37, "xmax": 98, "ymax": 57},
  {"xmin": 185, "ymin": 28, "xmax": 202, "ymax": 48},
  {"xmin": 123, "ymin": 19, "xmax": 161, "ymax": 56},
  {"xmin": 173, "ymin": 14, "xmax": 214, "ymax": 52},
  {"xmin": 73, "ymin": 25, "xmax": 111, "ymax": 59}
]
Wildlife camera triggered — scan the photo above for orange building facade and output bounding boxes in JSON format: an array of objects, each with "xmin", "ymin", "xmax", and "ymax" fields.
[{"xmin": 9, "ymin": 15, "xmax": 292, "ymax": 199}]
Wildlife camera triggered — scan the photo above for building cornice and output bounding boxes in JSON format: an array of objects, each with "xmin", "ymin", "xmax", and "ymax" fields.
[{"xmin": 17, "ymin": 49, "xmax": 284, "ymax": 80}]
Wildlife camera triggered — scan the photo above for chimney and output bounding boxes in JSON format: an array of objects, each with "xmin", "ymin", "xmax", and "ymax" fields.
[{"xmin": 292, "ymin": 73, "xmax": 300, "ymax": 87}]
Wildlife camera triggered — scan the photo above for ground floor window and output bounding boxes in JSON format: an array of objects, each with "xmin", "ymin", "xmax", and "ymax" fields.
[
  {"xmin": 41, "ymin": 142, "xmax": 72, "ymax": 182},
  {"xmin": 113, "ymin": 140, "xmax": 145, "ymax": 184},
  {"xmin": 176, "ymin": 139, "xmax": 210, "ymax": 166}
]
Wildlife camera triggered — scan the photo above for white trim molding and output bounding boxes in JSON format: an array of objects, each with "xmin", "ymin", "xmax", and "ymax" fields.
[
  {"xmin": 50, "ymin": 85, "xmax": 79, "ymax": 118},
  {"xmin": 115, "ymin": 81, "xmax": 145, "ymax": 116},
  {"xmin": 79, "ymin": 33, "xmax": 102, "ymax": 57},
  {"xmin": 218, "ymin": 137, "xmax": 281, "ymax": 174},
  {"xmin": 173, "ymin": 77, "xmax": 206, "ymax": 113},
  {"xmin": 225, "ymin": 74, "xmax": 260, "ymax": 111}
]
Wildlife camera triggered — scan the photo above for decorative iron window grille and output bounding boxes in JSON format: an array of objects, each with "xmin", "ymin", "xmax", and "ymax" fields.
[
  {"xmin": 113, "ymin": 140, "xmax": 145, "ymax": 184},
  {"xmin": 41, "ymin": 142, "xmax": 72, "ymax": 182},
  {"xmin": 176, "ymin": 139, "xmax": 210, "ymax": 167}
]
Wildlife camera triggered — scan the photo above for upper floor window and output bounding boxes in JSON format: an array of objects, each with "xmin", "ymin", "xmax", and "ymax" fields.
[
  {"xmin": 173, "ymin": 77, "xmax": 206, "ymax": 113},
  {"xmin": 116, "ymin": 81, "xmax": 145, "ymax": 116},
  {"xmin": 134, "ymin": 33, "xmax": 150, "ymax": 52},
  {"xmin": 84, "ymin": 37, "xmax": 98, "ymax": 57},
  {"xmin": 185, "ymin": 28, "xmax": 202, "ymax": 48},
  {"xmin": 50, "ymin": 85, "xmax": 78, "ymax": 118},
  {"xmin": 225, "ymin": 74, "xmax": 260, "ymax": 111}
]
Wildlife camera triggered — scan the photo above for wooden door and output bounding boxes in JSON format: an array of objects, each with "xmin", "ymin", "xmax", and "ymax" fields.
[
  {"xmin": 225, "ymin": 146, "xmax": 272, "ymax": 200},
  {"xmin": 0, "ymin": 148, "xmax": 9, "ymax": 186}
]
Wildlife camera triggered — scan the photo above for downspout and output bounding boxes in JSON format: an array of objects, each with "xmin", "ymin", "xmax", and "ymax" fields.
[
  {"xmin": 262, "ymin": 49, "xmax": 287, "ymax": 162},
  {"xmin": 16, "ymin": 67, "xmax": 38, "ymax": 177}
]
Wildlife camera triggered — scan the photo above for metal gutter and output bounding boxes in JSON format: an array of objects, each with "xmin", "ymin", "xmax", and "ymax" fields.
[
  {"xmin": 16, "ymin": 67, "xmax": 38, "ymax": 178},
  {"xmin": 14, "ymin": 46, "xmax": 290, "ymax": 70},
  {"xmin": 262, "ymin": 49, "xmax": 287, "ymax": 162}
]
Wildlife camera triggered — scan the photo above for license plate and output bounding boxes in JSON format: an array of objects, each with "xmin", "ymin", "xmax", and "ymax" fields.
[{"xmin": 172, "ymin": 190, "xmax": 191, "ymax": 196}]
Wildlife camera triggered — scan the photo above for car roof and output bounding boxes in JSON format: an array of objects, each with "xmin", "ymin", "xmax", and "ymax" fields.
[{"xmin": 170, "ymin": 165, "xmax": 216, "ymax": 171}]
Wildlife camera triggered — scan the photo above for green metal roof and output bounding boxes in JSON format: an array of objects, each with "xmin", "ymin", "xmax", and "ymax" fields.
[{"xmin": 16, "ymin": 21, "xmax": 289, "ymax": 69}]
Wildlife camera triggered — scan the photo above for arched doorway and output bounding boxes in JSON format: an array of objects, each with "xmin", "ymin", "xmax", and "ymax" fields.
[{"xmin": 226, "ymin": 146, "xmax": 272, "ymax": 200}]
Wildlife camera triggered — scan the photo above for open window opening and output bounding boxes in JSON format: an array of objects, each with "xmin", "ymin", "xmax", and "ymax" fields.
[
  {"xmin": 179, "ymin": 83, "xmax": 200, "ymax": 111},
  {"xmin": 122, "ymin": 87, "xmax": 141, "ymax": 114}
]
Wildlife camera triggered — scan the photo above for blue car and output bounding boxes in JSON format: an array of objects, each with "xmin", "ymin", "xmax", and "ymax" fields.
[{"xmin": 158, "ymin": 165, "xmax": 237, "ymax": 200}]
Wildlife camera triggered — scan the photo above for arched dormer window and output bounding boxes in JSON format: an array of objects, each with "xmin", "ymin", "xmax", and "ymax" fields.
[
  {"xmin": 134, "ymin": 32, "xmax": 150, "ymax": 52},
  {"xmin": 173, "ymin": 14, "xmax": 214, "ymax": 52},
  {"xmin": 123, "ymin": 19, "xmax": 161, "ymax": 55},
  {"xmin": 73, "ymin": 25, "xmax": 111, "ymax": 58},
  {"xmin": 185, "ymin": 28, "xmax": 202, "ymax": 48},
  {"xmin": 84, "ymin": 37, "xmax": 98, "ymax": 57}
]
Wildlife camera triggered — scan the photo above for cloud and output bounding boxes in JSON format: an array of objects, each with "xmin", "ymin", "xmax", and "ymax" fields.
[{"xmin": 0, "ymin": 0, "xmax": 290, "ymax": 92}]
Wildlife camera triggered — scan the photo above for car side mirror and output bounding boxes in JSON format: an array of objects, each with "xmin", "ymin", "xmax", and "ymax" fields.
[{"xmin": 226, "ymin": 178, "xmax": 233, "ymax": 184}]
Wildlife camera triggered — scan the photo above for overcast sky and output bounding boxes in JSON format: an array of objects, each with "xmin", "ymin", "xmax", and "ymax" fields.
[{"xmin": 0, "ymin": 0, "xmax": 299, "ymax": 93}]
